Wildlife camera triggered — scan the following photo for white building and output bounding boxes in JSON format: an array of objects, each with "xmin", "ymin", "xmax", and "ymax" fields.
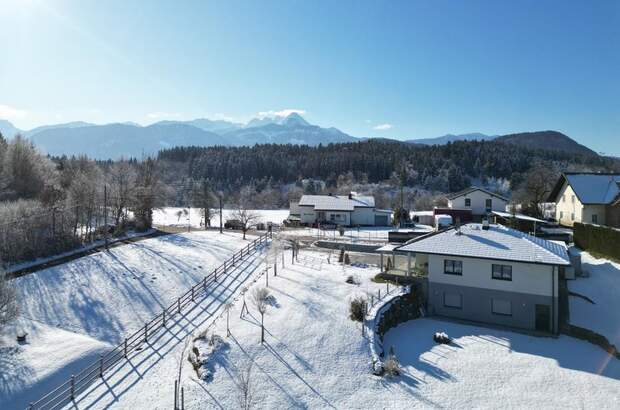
[
  {"xmin": 548, "ymin": 173, "xmax": 620, "ymax": 228},
  {"xmin": 398, "ymin": 223, "xmax": 570, "ymax": 333},
  {"xmin": 289, "ymin": 194, "xmax": 391, "ymax": 226},
  {"xmin": 447, "ymin": 187, "xmax": 509, "ymax": 217}
]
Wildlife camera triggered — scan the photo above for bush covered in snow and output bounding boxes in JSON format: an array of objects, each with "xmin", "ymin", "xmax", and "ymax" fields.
[
  {"xmin": 383, "ymin": 347, "xmax": 400, "ymax": 377},
  {"xmin": 349, "ymin": 296, "xmax": 368, "ymax": 322},
  {"xmin": 189, "ymin": 332, "xmax": 228, "ymax": 381}
]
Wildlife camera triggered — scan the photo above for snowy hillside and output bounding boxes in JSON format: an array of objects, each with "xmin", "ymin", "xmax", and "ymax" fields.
[
  {"xmin": 62, "ymin": 248, "xmax": 619, "ymax": 409},
  {"xmin": 1, "ymin": 230, "xmax": 262, "ymax": 409}
]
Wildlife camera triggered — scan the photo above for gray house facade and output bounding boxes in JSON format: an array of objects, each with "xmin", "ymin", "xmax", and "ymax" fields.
[{"xmin": 398, "ymin": 224, "xmax": 570, "ymax": 333}]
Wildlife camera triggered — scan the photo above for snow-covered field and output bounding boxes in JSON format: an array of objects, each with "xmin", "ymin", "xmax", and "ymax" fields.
[
  {"xmin": 0, "ymin": 230, "xmax": 259, "ymax": 410},
  {"xmin": 3, "ymin": 238, "xmax": 618, "ymax": 409},
  {"xmin": 75, "ymin": 248, "xmax": 617, "ymax": 410},
  {"xmin": 153, "ymin": 208, "xmax": 289, "ymax": 228},
  {"xmin": 568, "ymin": 251, "xmax": 620, "ymax": 346}
]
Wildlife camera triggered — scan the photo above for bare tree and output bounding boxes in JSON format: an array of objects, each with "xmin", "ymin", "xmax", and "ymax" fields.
[
  {"xmin": 513, "ymin": 162, "xmax": 558, "ymax": 218},
  {"xmin": 231, "ymin": 207, "xmax": 260, "ymax": 240},
  {"xmin": 251, "ymin": 287, "xmax": 270, "ymax": 344},
  {"xmin": 192, "ymin": 177, "xmax": 217, "ymax": 229},
  {"xmin": 235, "ymin": 357, "xmax": 255, "ymax": 410},
  {"xmin": 0, "ymin": 265, "xmax": 19, "ymax": 329}
]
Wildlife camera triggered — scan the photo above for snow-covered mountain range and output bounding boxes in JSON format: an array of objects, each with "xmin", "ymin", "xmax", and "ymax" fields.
[{"xmin": 0, "ymin": 114, "xmax": 598, "ymax": 159}]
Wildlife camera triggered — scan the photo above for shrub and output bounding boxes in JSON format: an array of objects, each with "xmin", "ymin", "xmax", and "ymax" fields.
[
  {"xmin": 349, "ymin": 296, "xmax": 367, "ymax": 322},
  {"xmin": 383, "ymin": 355, "xmax": 400, "ymax": 377},
  {"xmin": 574, "ymin": 222, "xmax": 620, "ymax": 261}
]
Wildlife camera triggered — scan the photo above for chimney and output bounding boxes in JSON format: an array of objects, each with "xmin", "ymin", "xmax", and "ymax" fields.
[
  {"xmin": 482, "ymin": 217, "xmax": 490, "ymax": 230},
  {"xmin": 455, "ymin": 217, "xmax": 462, "ymax": 234},
  {"xmin": 348, "ymin": 193, "xmax": 353, "ymax": 199}
]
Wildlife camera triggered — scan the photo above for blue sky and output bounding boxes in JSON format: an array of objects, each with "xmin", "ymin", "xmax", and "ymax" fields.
[{"xmin": 0, "ymin": 0, "xmax": 618, "ymax": 154}]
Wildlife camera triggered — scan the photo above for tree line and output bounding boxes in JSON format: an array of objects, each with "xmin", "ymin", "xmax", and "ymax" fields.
[{"xmin": 2, "ymin": 132, "xmax": 619, "ymax": 265}]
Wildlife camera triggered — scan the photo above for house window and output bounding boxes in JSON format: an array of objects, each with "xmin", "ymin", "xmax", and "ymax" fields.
[
  {"xmin": 592, "ymin": 214, "xmax": 598, "ymax": 224},
  {"xmin": 492, "ymin": 264, "xmax": 512, "ymax": 281},
  {"xmin": 562, "ymin": 195, "xmax": 565, "ymax": 203},
  {"xmin": 485, "ymin": 198, "xmax": 492, "ymax": 211},
  {"xmin": 443, "ymin": 292, "xmax": 462, "ymax": 309},
  {"xmin": 492, "ymin": 299, "xmax": 512, "ymax": 316},
  {"xmin": 464, "ymin": 198, "xmax": 471, "ymax": 207},
  {"xmin": 560, "ymin": 211, "xmax": 564, "ymax": 219},
  {"xmin": 571, "ymin": 195, "xmax": 575, "ymax": 203},
  {"xmin": 330, "ymin": 214, "xmax": 335, "ymax": 221},
  {"xmin": 571, "ymin": 213, "xmax": 575, "ymax": 221},
  {"xmin": 444, "ymin": 260, "xmax": 463, "ymax": 275}
]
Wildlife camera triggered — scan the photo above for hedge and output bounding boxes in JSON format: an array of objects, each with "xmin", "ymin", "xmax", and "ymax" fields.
[{"xmin": 573, "ymin": 222, "xmax": 620, "ymax": 260}]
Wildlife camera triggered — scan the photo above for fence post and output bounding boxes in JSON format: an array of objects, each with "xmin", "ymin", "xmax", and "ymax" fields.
[
  {"xmin": 99, "ymin": 354, "xmax": 104, "ymax": 377},
  {"xmin": 174, "ymin": 380, "xmax": 178, "ymax": 410},
  {"xmin": 124, "ymin": 338, "xmax": 128, "ymax": 358},
  {"xmin": 163, "ymin": 309, "xmax": 166, "ymax": 327},
  {"xmin": 203, "ymin": 276, "xmax": 207, "ymax": 290},
  {"xmin": 214, "ymin": 266, "xmax": 218, "ymax": 282},
  {"xmin": 191, "ymin": 287, "xmax": 195, "ymax": 302},
  {"xmin": 371, "ymin": 295, "xmax": 374, "ymax": 306},
  {"xmin": 70, "ymin": 374, "xmax": 75, "ymax": 399},
  {"xmin": 378, "ymin": 289, "xmax": 381, "ymax": 300},
  {"xmin": 181, "ymin": 387, "xmax": 185, "ymax": 410},
  {"xmin": 387, "ymin": 282, "xmax": 389, "ymax": 294},
  {"xmin": 144, "ymin": 323, "xmax": 148, "ymax": 343},
  {"xmin": 178, "ymin": 297, "xmax": 181, "ymax": 313},
  {"xmin": 232, "ymin": 253, "xmax": 235, "ymax": 266}
]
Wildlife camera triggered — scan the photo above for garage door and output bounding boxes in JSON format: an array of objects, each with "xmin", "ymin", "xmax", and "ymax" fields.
[{"xmin": 374, "ymin": 215, "xmax": 388, "ymax": 226}]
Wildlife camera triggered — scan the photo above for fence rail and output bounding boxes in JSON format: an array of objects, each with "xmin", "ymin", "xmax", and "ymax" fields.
[{"xmin": 27, "ymin": 231, "xmax": 272, "ymax": 410}]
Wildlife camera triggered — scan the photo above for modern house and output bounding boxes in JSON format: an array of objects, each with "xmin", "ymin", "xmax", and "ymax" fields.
[
  {"xmin": 397, "ymin": 223, "xmax": 570, "ymax": 333},
  {"xmin": 446, "ymin": 187, "xmax": 509, "ymax": 220},
  {"xmin": 548, "ymin": 172, "xmax": 620, "ymax": 228},
  {"xmin": 289, "ymin": 194, "xmax": 391, "ymax": 226}
]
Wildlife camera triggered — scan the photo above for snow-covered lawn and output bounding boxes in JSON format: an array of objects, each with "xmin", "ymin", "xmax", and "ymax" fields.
[
  {"xmin": 0, "ymin": 230, "xmax": 258, "ymax": 410},
  {"xmin": 384, "ymin": 319, "xmax": 619, "ymax": 409},
  {"xmin": 0, "ymin": 321, "xmax": 111, "ymax": 408},
  {"xmin": 153, "ymin": 208, "xmax": 289, "ymax": 228},
  {"xmin": 83, "ymin": 249, "xmax": 617, "ymax": 410},
  {"xmin": 568, "ymin": 251, "xmax": 620, "ymax": 346}
]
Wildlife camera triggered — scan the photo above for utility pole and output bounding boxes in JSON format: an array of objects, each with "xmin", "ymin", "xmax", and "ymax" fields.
[
  {"xmin": 104, "ymin": 185, "xmax": 109, "ymax": 250},
  {"xmin": 219, "ymin": 194, "xmax": 223, "ymax": 234}
]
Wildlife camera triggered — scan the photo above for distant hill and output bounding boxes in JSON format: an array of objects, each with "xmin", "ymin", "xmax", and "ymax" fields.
[
  {"xmin": 30, "ymin": 123, "xmax": 227, "ymax": 159},
  {"xmin": 0, "ymin": 116, "xmax": 602, "ymax": 160},
  {"xmin": 495, "ymin": 131, "xmax": 597, "ymax": 156},
  {"xmin": 406, "ymin": 133, "xmax": 496, "ymax": 145},
  {"xmin": 0, "ymin": 119, "xmax": 21, "ymax": 138}
]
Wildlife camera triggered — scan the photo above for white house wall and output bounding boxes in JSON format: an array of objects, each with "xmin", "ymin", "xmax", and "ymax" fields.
[
  {"xmin": 449, "ymin": 189, "xmax": 507, "ymax": 215},
  {"xmin": 428, "ymin": 254, "xmax": 557, "ymax": 297},
  {"xmin": 350, "ymin": 207, "xmax": 375, "ymax": 225}
]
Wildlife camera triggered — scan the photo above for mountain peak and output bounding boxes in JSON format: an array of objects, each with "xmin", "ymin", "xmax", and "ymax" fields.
[{"xmin": 282, "ymin": 112, "xmax": 309, "ymax": 127}]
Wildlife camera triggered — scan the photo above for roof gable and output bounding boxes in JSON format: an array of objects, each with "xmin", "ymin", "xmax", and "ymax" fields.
[
  {"xmin": 447, "ymin": 186, "xmax": 509, "ymax": 202},
  {"xmin": 549, "ymin": 173, "xmax": 620, "ymax": 205}
]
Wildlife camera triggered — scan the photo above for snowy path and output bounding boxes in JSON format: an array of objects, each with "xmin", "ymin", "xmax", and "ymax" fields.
[{"xmin": 64, "ymin": 243, "xmax": 268, "ymax": 409}]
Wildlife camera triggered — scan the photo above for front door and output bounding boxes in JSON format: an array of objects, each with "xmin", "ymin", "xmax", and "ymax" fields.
[{"xmin": 535, "ymin": 304, "xmax": 550, "ymax": 331}]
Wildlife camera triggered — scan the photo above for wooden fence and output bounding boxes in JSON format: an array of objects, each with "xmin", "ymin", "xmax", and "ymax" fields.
[{"xmin": 26, "ymin": 231, "xmax": 272, "ymax": 410}]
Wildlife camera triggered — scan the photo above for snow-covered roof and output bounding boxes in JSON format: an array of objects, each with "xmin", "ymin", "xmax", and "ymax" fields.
[
  {"xmin": 549, "ymin": 173, "xmax": 620, "ymax": 205},
  {"xmin": 298, "ymin": 194, "xmax": 375, "ymax": 211},
  {"xmin": 446, "ymin": 186, "xmax": 509, "ymax": 202},
  {"xmin": 492, "ymin": 211, "xmax": 546, "ymax": 223},
  {"xmin": 397, "ymin": 224, "xmax": 570, "ymax": 266}
]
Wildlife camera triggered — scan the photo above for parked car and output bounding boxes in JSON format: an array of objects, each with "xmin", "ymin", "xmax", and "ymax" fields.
[{"xmin": 224, "ymin": 219, "xmax": 244, "ymax": 230}]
